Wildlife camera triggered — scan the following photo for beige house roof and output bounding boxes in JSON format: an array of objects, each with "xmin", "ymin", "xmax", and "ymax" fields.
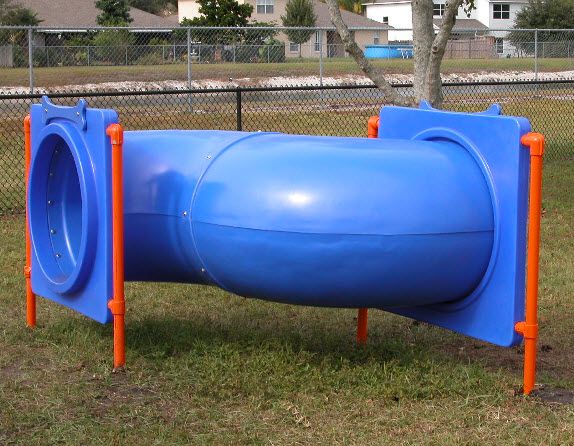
[
  {"xmin": 311, "ymin": 0, "xmax": 390, "ymax": 28},
  {"xmin": 14, "ymin": 0, "xmax": 176, "ymax": 28},
  {"xmin": 433, "ymin": 18, "xmax": 489, "ymax": 31}
]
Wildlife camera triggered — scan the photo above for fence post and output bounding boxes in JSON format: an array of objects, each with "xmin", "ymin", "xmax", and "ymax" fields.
[
  {"xmin": 319, "ymin": 30, "xmax": 324, "ymax": 87},
  {"xmin": 187, "ymin": 28, "xmax": 192, "ymax": 88},
  {"xmin": 27, "ymin": 27, "xmax": 34, "ymax": 94},
  {"xmin": 187, "ymin": 28, "xmax": 193, "ymax": 112},
  {"xmin": 236, "ymin": 88, "xmax": 242, "ymax": 131},
  {"xmin": 534, "ymin": 29, "xmax": 538, "ymax": 81}
]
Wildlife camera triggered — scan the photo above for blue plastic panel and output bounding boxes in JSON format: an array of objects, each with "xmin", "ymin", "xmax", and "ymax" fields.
[
  {"xmin": 377, "ymin": 102, "xmax": 531, "ymax": 346},
  {"xmin": 28, "ymin": 97, "xmax": 118, "ymax": 323}
]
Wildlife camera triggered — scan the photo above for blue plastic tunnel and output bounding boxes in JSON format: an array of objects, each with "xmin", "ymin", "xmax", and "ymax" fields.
[
  {"xmin": 119, "ymin": 130, "xmax": 493, "ymax": 309},
  {"xmin": 28, "ymin": 100, "xmax": 530, "ymax": 345}
]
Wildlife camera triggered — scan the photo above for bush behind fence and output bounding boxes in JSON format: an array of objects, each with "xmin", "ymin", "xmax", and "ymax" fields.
[{"xmin": 0, "ymin": 81, "xmax": 572, "ymax": 215}]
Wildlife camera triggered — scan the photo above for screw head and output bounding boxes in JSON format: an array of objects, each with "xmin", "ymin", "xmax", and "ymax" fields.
[
  {"xmin": 206, "ymin": 154, "xmax": 212, "ymax": 160},
  {"xmin": 201, "ymin": 268, "xmax": 206, "ymax": 273},
  {"xmin": 47, "ymin": 200, "xmax": 53, "ymax": 205},
  {"xmin": 183, "ymin": 211, "xmax": 188, "ymax": 217},
  {"xmin": 50, "ymin": 229, "xmax": 56, "ymax": 234},
  {"xmin": 55, "ymin": 253, "xmax": 62, "ymax": 258}
]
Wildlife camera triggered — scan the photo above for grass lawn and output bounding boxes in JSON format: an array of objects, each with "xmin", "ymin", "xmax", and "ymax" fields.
[
  {"xmin": 2, "ymin": 57, "xmax": 574, "ymax": 88},
  {"xmin": 0, "ymin": 160, "xmax": 573, "ymax": 445}
]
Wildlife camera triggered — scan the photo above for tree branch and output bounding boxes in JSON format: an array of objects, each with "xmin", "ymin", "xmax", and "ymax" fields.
[
  {"xmin": 411, "ymin": 0, "xmax": 435, "ymax": 103},
  {"xmin": 325, "ymin": 0, "xmax": 415, "ymax": 106},
  {"xmin": 424, "ymin": 0, "xmax": 463, "ymax": 105}
]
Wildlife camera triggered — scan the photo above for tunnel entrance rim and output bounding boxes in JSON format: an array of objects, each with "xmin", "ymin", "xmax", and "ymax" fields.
[{"xmin": 28, "ymin": 122, "xmax": 97, "ymax": 295}]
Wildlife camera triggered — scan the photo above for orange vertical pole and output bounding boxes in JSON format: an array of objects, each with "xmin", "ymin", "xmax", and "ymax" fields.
[
  {"xmin": 515, "ymin": 132, "xmax": 544, "ymax": 395},
  {"xmin": 356, "ymin": 116, "xmax": 380, "ymax": 345},
  {"xmin": 357, "ymin": 308, "xmax": 369, "ymax": 345},
  {"xmin": 24, "ymin": 115, "xmax": 36, "ymax": 328},
  {"xmin": 106, "ymin": 123, "xmax": 126, "ymax": 371}
]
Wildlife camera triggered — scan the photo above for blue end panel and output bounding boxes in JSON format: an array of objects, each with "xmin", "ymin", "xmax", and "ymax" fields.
[
  {"xmin": 28, "ymin": 97, "xmax": 118, "ymax": 323},
  {"xmin": 377, "ymin": 102, "xmax": 531, "ymax": 346}
]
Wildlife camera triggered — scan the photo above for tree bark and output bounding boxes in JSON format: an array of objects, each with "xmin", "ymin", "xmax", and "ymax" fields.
[
  {"xmin": 327, "ymin": 0, "xmax": 467, "ymax": 108},
  {"xmin": 325, "ymin": 0, "xmax": 415, "ymax": 106},
  {"xmin": 421, "ymin": 0, "xmax": 463, "ymax": 106}
]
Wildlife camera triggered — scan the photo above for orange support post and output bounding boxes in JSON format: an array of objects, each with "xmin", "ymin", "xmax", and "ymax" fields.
[
  {"xmin": 357, "ymin": 308, "xmax": 369, "ymax": 345},
  {"xmin": 368, "ymin": 116, "xmax": 380, "ymax": 139},
  {"xmin": 106, "ymin": 123, "xmax": 126, "ymax": 371},
  {"xmin": 356, "ymin": 116, "xmax": 380, "ymax": 345},
  {"xmin": 24, "ymin": 115, "xmax": 36, "ymax": 328},
  {"xmin": 515, "ymin": 132, "xmax": 545, "ymax": 395}
]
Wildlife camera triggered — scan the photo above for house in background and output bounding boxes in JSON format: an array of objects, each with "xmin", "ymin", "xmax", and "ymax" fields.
[
  {"xmin": 178, "ymin": 0, "xmax": 390, "ymax": 58},
  {"xmin": 13, "ymin": 0, "xmax": 178, "ymax": 46},
  {"xmin": 362, "ymin": 0, "xmax": 528, "ymax": 55}
]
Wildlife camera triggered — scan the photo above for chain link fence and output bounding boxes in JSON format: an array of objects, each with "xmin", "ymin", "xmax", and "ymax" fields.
[
  {"xmin": 1, "ymin": 80, "xmax": 573, "ymax": 215},
  {"xmin": 2, "ymin": 26, "xmax": 574, "ymax": 92}
]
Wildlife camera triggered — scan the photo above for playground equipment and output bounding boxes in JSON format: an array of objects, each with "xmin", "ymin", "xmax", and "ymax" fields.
[{"xmin": 24, "ymin": 97, "xmax": 544, "ymax": 394}]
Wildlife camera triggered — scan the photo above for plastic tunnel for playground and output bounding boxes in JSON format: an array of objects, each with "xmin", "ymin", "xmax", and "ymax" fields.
[{"xmin": 24, "ymin": 97, "xmax": 544, "ymax": 395}]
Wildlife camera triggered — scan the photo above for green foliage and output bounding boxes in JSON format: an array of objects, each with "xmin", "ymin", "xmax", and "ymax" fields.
[
  {"xmin": 128, "ymin": 0, "xmax": 175, "ymax": 15},
  {"xmin": 95, "ymin": 0, "xmax": 133, "ymax": 26},
  {"xmin": 148, "ymin": 37, "xmax": 169, "ymax": 45},
  {"xmin": 179, "ymin": 0, "xmax": 253, "ymax": 45},
  {"xmin": 514, "ymin": 0, "xmax": 574, "ymax": 29},
  {"xmin": 0, "ymin": 0, "xmax": 40, "ymax": 26},
  {"xmin": 509, "ymin": 0, "xmax": 574, "ymax": 56},
  {"xmin": 1, "ymin": 7, "xmax": 41, "ymax": 26},
  {"xmin": 337, "ymin": 0, "xmax": 361, "ymax": 13},
  {"xmin": 281, "ymin": 0, "xmax": 316, "ymax": 56},
  {"xmin": 0, "ymin": 0, "xmax": 41, "ymax": 46},
  {"xmin": 92, "ymin": 29, "xmax": 135, "ymax": 64},
  {"xmin": 181, "ymin": 0, "xmax": 253, "ymax": 27}
]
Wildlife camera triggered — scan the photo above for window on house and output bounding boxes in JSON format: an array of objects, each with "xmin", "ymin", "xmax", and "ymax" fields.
[
  {"xmin": 433, "ymin": 3, "xmax": 445, "ymax": 17},
  {"xmin": 374, "ymin": 31, "xmax": 381, "ymax": 44},
  {"xmin": 382, "ymin": 16, "xmax": 389, "ymax": 24},
  {"xmin": 256, "ymin": 0, "xmax": 274, "ymax": 14},
  {"xmin": 314, "ymin": 31, "xmax": 321, "ymax": 52},
  {"xmin": 495, "ymin": 37, "xmax": 504, "ymax": 54},
  {"xmin": 289, "ymin": 42, "xmax": 299, "ymax": 52},
  {"xmin": 493, "ymin": 4, "xmax": 510, "ymax": 19}
]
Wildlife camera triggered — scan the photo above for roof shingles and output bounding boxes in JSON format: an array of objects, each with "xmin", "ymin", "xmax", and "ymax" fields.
[{"xmin": 14, "ymin": 0, "xmax": 176, "ymax": 27}]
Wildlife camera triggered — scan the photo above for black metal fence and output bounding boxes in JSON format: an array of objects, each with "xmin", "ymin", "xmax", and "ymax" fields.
[{"xmin": 1, "ymin": 80, "xmax": 573, "ymax": 215}]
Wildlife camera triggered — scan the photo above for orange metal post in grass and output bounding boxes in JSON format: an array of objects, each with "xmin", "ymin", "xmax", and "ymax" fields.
[
  {"xmin": 515, "ymin": 132, "xmax": 545, "ymax": 395},
  {"xmin": 106, "ymin": 123, "xmax": 126, "ymax": 371},
  {"xmin": 24, "ymin": 115, "xmax": 36, "ymax": 328},
  {"xmin": 357, "ymin": 308, "xmax": 369, "ymax": 345},
  {"xmin": 356, "ymin": 116, "xmax": 381, "ymax": 345}
]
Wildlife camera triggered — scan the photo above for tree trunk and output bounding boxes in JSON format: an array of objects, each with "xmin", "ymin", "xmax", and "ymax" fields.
[
  {"xmin": 325, "ymin": 0, "xmax": 414, "ymax": 106},
  {"xmin": 326, "ymin": 0, "xmax": 464, "ymax": 108}
]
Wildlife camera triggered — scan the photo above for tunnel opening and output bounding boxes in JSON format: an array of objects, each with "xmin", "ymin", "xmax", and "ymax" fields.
[
  {"xmin": 29, "ymin": 128, "xmax": 94, "ymax": 294},
  {"xmin": 46, "ymin": 136, "xmax": 83, "ymax": 278}
]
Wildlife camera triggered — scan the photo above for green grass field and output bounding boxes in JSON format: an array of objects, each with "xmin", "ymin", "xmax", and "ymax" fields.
[
  {"xmin": 0, "ymin": 161, "xmax": 573, "ymax": 445},
  {"xmin": 2, "ymin": 57, "xmax": 574, "ymax": 88}
]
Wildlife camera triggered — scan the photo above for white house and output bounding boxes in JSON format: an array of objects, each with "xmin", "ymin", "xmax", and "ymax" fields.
[
  {"xmin": 179, "ymin": 0, "xmax": 389, "ymax": 58},
  {"xmin": 363, "ymin": 0, "xmax": 528, "ymax": 54}
]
